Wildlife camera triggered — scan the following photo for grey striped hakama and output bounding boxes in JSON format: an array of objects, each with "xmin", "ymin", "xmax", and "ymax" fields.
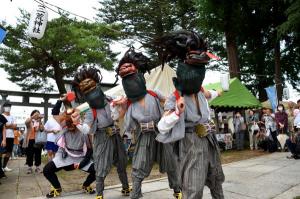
[
  {"xmin": 157, "ymin": 91, "xmax": 225, "ymax": 199},
  {"xmin": 125, "ymin": 93, "xmax": 181, "ymax": 199},
  {"xmin": 93, "ymin": 131, "xmax": 128, "ymax": 179},
  {"xmin": 84, "ymin": 102, "xmax": 129, "ymax": 196},
  {"xmin": 132, "ymin": 130, "xmax": 179, "ymax": 181},
  {"xmin": 179, "ymin": 132, "xmax": 224, "ymax": 199},
  {"xmin": 53, "ymin": 129, "xmax": 93, "ymax": 172}
]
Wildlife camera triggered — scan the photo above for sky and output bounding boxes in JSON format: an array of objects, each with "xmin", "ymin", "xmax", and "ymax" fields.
[
  {"xmin": 0, "ymin": 0, "xmax": 102, "ymax": 119},
  {"xmin": 0, "ymin": 0, "xmax": 299, "ymax": 120}
]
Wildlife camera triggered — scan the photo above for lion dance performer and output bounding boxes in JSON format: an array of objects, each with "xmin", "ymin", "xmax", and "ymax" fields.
[
  {"xmin": 72, "ymin": 66, "xmax": 131, "ymax": 199},
  {"xmin": 43, "ymin": 102, "xmax": 96, "ymax": 198},
  {"xmin": 155, "ymin": 30, "xmax": 225, "ymax": 199},
  {"xmin": 117, "ymin": 48, "xmax": 182, "ymax": 199}
]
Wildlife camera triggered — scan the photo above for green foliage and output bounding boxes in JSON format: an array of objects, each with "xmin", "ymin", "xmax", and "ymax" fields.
[
  {"xmin": 195, "ymin": 0, "xmax": 244, "ymax": 71},
  {"xmin": 278, "ymin": 0, "xmax": 300, "ymax": 36},
  {"xmin": 196, "ymin": 0, "xmax": 243, "ymax": 34},
  {"xmin": 196, "ymin": 0, "xmax": 300, "ymax": 99},
  {"xmin": 0, "ymin": 10, "xmax": 120, "ymax": 93},
  {"xmin": 96, "ymin": 0, "xmax": 300, "ymax": 99},
  {"xmin": 281, "ymin": 33, "xmax": 300, "ymax": 89},
  {"xmin": 97, "ymin": 0, "xmax": 199, "ymax": 61}
]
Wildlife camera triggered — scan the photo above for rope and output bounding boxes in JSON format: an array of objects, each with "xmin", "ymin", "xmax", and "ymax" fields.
[{"xmin": 32, "ymin": 0, "xmax": 149, "ymax": 54}]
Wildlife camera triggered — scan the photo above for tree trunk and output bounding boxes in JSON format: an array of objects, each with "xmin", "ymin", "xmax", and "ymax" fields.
[
  {"xmin": 255, "ymin": 37, "xmax": 269, "ymax": 102},
  {"xmin": 53, "ymin": 62, "xmax": 67, "ymax": 94},
  {"xmin": 154, "ymin": 4, "xmax": 165, "ymax": 66},
  {"xmin": 274, "ymin": 39, "xmax": 282, "ymax": 101},
  {"xmin": 257, "ymin": 78, "xmax": 269, "ymax": 102},
  {"xmin": 53, "ymin": 63, "xmax": 73, "ymax": 109},
  {"xmin": 225, "ymin": 30, "xmax": 240, "ymax": 78},
  {"xmin": 273, "ymin": 0, "xmax": 283, "ymax": 102}
]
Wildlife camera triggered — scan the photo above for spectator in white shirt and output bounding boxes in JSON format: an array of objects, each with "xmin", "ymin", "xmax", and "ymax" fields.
[
  {"xmin": 2, "ymin": 102, "xmax": 17, "ymax": 172},
  {"xmin": 44, "ymin": 100, "xmax": 63, "ymax": 162}
]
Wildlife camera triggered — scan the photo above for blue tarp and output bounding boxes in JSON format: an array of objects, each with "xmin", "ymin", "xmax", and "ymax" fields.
[{"xmin": 0, "ymin": 27, "xmax": 7, "ymax": 43}]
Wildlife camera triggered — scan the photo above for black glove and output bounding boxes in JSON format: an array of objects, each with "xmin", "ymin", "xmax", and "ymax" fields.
[{"xmin": 78, "ymin": 148, "xmax": 93, "ymax": 169}]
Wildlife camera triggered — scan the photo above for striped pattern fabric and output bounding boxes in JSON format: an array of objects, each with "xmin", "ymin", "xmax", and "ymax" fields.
[
  {"xmin": 179, "ymin": 133, "xmax": 224, "ymax": 199},
  {"xmin": 160, "ymin": 91, "xmax": 225, "ymax": 198},
  {"xmin": 131, "ymin": 131, "xmax": 181, "ymax": 198},
  {"xmin": 93, "ymin": 131, "xmax": 129, "ymax": 194},
  {"xmin": 125, "ymin": 93, "xmax": 181, "ymax": 198}
]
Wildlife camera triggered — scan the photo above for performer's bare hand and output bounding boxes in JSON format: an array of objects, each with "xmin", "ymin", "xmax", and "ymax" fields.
[
  {"xmin": 217, "ymin": 90, "xmax": 223, "ymax": 96},
  {"xmin": 53, "ymin": 130, "xmax": 60, "ymax": 134},
  {"xmin": 1, "ymin": 140, "xmax": 6, "ymax": 147},
  {"xmin": 74, "ymin": 163, "xmax": 80, "ymax": 169},
  {"xmin": 60, "ymin": 94, "xmax": 67, "ymax": 101},
  {"xmin": 113, "ymin": 96, "xmax": 128, "ymax": 106},
  {"xmin": 12, "ymin": 123, "xmax": 18, "ymax": 130},
  {"xmin": 71, "ymin": 111, "xmax": 80, "ymax": 124},
  {"xmin": 176, "ymin": 97, "xmax": 185, "ymax": 114}
]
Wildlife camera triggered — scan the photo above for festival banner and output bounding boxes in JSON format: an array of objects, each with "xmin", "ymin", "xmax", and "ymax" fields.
[
  {"xmin": 265, "ymin": 86, "xmax": 278, "ymax": 112},
  {"xmin": 0, "ymin": 26, "xmax": 7, "ymax": 44}
]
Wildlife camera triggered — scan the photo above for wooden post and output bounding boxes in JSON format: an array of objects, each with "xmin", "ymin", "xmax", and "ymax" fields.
[
  {"xmin": 23, "ymin": 95, "xmax": 29, "ymax": 104},
  {"xmin": 43, "ymin": 97, "xmax": 49, "ymax": 123}
]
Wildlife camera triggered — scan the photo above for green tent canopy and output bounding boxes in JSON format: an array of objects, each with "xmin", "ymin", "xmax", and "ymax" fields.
[{"xmin": 204, "ymin": 78, "xmax": 261, "ymax": 110}]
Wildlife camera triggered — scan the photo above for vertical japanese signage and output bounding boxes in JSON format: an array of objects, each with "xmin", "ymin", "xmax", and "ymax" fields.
[{"xmin": 27, "ymin": 3, "xmax": 48, "ymax": 39}]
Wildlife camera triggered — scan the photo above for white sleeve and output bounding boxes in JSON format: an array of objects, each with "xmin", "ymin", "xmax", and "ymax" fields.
[
  {"xmin": 208, "ymin": 90, "xmax": 219, "ymax": 100},
  {"xmin": 157, "ymin": 111, "xmax": 180, "ymax": 135},
  {"xmin": 110, "ymin": 103, "xmax": 120, "ymax": 121},
  {"xmin": 240, "ymin": 117, "xmax": 245, "ymax": 124},
  {"xmin": 76, "ymin": 123, "xmax": 91, "ymax": 134},
  {"xmin": 44, "ymin": 121, "xmax": 49, "ymax": 131}
]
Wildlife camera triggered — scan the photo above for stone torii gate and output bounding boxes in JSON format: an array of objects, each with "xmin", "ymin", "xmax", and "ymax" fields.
[
  {"xmin": 0, "ymin": 89, "xmax": 61, "ymax": 122},
  {"xmin": 0, "ymin": 82, "xmax": 115, "ymax": 122}
]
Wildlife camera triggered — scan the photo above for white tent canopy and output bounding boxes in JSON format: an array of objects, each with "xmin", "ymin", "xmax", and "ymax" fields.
[{"xmin": 105, "ymin": 64, "xmax": 176, "ymax": 97}]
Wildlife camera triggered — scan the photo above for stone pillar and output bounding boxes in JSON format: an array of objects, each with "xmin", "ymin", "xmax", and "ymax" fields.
[{"xmin": 0, "ymin": 94, "xmax": 8, "ymax": 113}]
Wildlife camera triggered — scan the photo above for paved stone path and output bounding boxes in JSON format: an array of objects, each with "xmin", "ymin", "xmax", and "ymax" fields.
[{"xmin": 1, "ymin": 152, "xmax": 300, "ymax": 199}]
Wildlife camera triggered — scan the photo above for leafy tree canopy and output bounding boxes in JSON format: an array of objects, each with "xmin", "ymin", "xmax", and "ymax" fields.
[
  {"xmin": 0, "ymin": 10, "xmax": 121, "ymax": 93},
  {"xmin": 97, "ymin": 0, "xmax": 199, "ymax": 62},
  {"xmin": 196, "ymin": 0, "xmax": 300, "ymax": 100}
]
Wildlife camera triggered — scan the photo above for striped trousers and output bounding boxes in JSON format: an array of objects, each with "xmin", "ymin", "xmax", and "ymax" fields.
[
  {"xmin": 131, "ymin": 131, "xmax": 181, "ymax": 198},
  {"xmin": 93, "ymin": 132, "xmax": 129, "ymax": 196},
  {"xmin": 179, "ymin": 132, "xmax": 225, "ymax": 199}
]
